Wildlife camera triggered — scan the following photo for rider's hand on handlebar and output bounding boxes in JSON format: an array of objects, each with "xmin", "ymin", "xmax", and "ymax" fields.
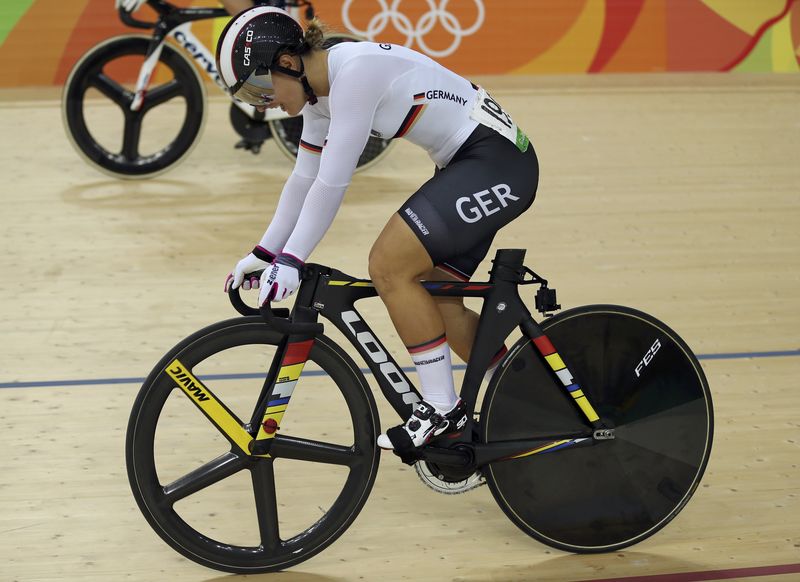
[
  {"xmin": 115, "ymin": 0, "xmax": 148, "ymax": 13},
  {"xmin": 258, "ymin": 254, "xmax": 303, "ymax": 305},
  {"xmin": 224, "ymin": 246, "xmax": 276, "ymax": 293}
]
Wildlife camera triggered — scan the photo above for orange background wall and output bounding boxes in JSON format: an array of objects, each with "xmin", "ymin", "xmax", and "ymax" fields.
[{"xmin": 0, "ymin": 0, "xmax": 798, "ymax": 88}]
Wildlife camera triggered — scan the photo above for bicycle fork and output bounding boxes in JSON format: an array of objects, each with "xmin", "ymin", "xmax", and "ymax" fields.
[
  {"xmin": 129, "ymin": 23, "xmax": 178, "ymax": 111},
  {"xmin": 249, "ymin": 338, "xmax": 315, "ymax": 456},
  {"xmin": 163, "ymin": 331, "xmax": 315, "ymax": 459},
  {"xmin": 129, "ymin": 23, "xmax": 218, "ymax": 112}
]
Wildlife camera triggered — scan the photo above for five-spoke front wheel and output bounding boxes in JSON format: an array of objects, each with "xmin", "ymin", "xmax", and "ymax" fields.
[{"xmin": 126, "ymin": 317, "xmax": 380, "ymax": 573}]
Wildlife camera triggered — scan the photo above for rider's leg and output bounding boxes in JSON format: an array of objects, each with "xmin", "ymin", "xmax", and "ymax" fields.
[
  {"xmin": 369, "ymin": 214, "xmax": 458, "ymax": 411},
  {"xmin": 424, "ymin": 271, "xmax": 473, "ymax": 361},
  {"xmin": 425, "ymin": 267, "xmax": 508, "ymax": 380},
  {"xmin": 373, "ymin": 126, "xmax": 539, "ymax": 449}
]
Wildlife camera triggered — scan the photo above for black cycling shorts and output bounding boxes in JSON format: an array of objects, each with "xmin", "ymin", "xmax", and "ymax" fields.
[{"xmin": 398, "ymin": 124, "xmax": 539, "ymax": 281}]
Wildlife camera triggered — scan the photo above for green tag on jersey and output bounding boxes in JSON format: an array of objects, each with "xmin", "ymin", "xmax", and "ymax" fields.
[{"xmin": 516, "ymin": 129, "xmax": 530, "ymax": 153}]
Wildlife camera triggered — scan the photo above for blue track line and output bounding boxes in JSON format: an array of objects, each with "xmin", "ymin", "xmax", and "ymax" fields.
[{"xmin": 0, "ymin": 348, "xmax": 798, "ymax": 390}]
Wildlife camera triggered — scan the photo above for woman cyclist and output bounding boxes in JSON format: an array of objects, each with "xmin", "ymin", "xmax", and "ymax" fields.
[{"xmin": 217, "ymin": 6, "xmax": 539, "ymax": 453}]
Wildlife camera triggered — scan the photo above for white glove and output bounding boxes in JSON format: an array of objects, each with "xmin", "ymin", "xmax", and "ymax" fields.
[
  {"xmin": 258, "ymin": 254, "xmax": 304, "ymax": 305},
  {"xmin": 224, "ymin": 246, "xmax": 275, "ymax": 292},
  {"xmin": 115, "ymin": 0, "xmax": 148, "ymax": 13}
]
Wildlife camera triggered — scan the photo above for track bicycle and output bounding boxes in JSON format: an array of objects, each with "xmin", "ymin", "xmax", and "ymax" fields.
[
  {"xmin": 61, "ymin": 0, "xmax": 393, "ymax": 179},
  {"xmin": 126, "ymin": 248, "xmax": 713, "ymax": 573}
]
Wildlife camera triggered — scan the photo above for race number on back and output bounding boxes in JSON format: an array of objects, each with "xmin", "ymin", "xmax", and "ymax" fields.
[{"xmin": 470, "ymin": 87, "xmax": 530, "ymax": 152}]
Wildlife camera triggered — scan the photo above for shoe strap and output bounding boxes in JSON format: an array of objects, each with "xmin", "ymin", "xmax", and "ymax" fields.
[
  {"xmin": 413, "ymin": 401, "xmax": 435, "ymax": 420},
  {"xmin": 386, "ymin": 426, "xmax": 424, "ymax": 466}
]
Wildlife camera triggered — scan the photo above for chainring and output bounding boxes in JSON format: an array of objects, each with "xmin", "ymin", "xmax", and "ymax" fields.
[{"xmin": 415, "ymin": 460, "xmax": 485, "ymax": 495}]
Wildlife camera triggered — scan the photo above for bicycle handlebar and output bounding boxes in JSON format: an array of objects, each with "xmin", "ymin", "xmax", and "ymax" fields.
[
  {"xmin": 258, "ymin": 303, "xmax": 323, "ymax": 336},
  {"xmin": 119, "ymin": 6, "xmax": 157, "ymax": 29},
  {"xmin": 228, "ymin": 279, "xmax": 323, "ymax": 336},
  {"xmin": 228, "ymin": 283, "xmax": 266, "ymax": 316}
]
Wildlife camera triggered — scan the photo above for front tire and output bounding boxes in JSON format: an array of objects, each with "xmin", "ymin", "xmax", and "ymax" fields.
[
  {"xmin": 126, "ymin": 317, "xmax": 380, "ymax": 572},
  {"xmin": 62, "ymin": 35, "xmax": 206, "ymax": 179}
]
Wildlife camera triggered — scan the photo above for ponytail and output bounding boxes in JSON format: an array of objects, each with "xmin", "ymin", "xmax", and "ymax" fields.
[{"xmin": 298, "ymin": 17, "xmax": 330, "ymax": 53}]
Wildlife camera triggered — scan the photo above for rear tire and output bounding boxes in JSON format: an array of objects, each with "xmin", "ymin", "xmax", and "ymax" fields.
[{"xmin": 481, "ymin": 305, "xmax": 713, "ymax": 552}]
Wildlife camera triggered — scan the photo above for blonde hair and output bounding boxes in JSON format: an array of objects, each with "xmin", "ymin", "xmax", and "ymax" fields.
[{"xmin": 303, "ymin": 18, "xmax": 328, "ymax": 51}]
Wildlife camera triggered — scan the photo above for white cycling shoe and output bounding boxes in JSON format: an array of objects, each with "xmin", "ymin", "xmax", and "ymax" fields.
[{"xmin": 377, "ymin": 399, "xmax": 468, "ymax": 450}]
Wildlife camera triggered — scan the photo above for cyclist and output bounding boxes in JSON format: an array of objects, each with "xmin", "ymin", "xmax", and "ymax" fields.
[{"xmin": 218, "ymin": 7, "xmax": 539, "ymax": 455}]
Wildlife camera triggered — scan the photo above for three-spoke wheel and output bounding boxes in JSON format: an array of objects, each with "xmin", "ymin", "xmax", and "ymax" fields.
[{"xmin": 62, "ymin": 35, "xmax": 206, "ymax": 179}]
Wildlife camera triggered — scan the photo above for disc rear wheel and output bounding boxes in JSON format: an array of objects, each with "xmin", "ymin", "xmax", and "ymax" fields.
[{"xmin": 481, "ymin": 305, "xmax": 713, "ymax": 552}]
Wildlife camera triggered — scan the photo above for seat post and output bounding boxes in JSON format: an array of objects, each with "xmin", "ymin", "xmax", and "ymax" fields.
[{"xmin": 489, "ymin": 248, "xmax": 526, "ymax": 283}]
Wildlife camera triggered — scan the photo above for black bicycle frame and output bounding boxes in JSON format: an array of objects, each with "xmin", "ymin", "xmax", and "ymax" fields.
[
  {"xmin": 237, "ymin": 248, "xmax": 605, "ymax": 467},
  {"xmin": 314, "ymin": 250, "xmax": 532, "ymax": 421}
]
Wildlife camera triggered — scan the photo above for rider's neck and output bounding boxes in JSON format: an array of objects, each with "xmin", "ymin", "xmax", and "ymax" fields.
[{"xmin": 303, "ymin": 49, "xmax": 330, "ymax": 98}]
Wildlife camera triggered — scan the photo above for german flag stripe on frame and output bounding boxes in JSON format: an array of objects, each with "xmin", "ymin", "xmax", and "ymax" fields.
[
  {"xmin": 533, "ymin": 335, "xmax": 556, "ymax": 356},
  {"xmin": 282, "ymin": 339, "xmax": 314, "ymax": 366},
  {"xmin": 413, "ymin": 92, "xmax": 425, "ymax": 100},
  {"xmin": 277, "ymin": 363, "xmax": 304, "ymax": 383},
  {"xmin": 544, "ymin": 353, "xmax": 566, "ymax": 371}
]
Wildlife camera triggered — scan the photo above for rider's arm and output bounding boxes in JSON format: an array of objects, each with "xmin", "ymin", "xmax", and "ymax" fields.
[
  {"xmin": 281, "ymin": 57, "xmax": 398, "ymax": 261},
  {"xmin": 257, "ymin": 109, "xmax": 330, "ymax": 254}
]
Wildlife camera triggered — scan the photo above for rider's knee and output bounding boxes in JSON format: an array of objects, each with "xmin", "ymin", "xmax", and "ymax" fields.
[{"xmin": 367, "ymin": 250, "xmax": 394, "ymax": 291}]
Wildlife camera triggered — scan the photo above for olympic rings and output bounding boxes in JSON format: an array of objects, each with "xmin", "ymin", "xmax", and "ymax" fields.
[{"xmin": 342, "ymin": 0, "xmax": 485, "ymax": 58}]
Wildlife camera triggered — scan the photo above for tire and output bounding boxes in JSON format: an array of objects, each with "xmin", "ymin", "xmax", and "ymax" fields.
[
  {"xmin": 126, "ymin": 317, "xmax": 381, "ymax": 573},
  {"xmin": 481, "ymin": 305, "xmax": 713, "ymax": 552},
  {"xmin": 62, "ymin": 35, "xmax": 206, "ymax": 179},
  {"xmin": 268, "ymin": 33, "xmax": 394, "ymax": 172}
]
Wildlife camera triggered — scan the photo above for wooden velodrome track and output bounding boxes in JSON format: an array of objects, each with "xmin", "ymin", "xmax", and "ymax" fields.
[{"xmin": 1, "ymin": 73, "xmax": 798, "ymax": 582}]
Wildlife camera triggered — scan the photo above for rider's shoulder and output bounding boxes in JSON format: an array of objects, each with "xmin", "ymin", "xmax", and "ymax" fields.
[{"xmin": 328, "ymin": 41, "xmax": 418, "ymax": 81}]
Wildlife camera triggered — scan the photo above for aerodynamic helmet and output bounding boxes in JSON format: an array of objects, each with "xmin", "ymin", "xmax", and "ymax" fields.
[{"xmin": 216, "ymin": 6, "xmax": 316, "ymax": 106}]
